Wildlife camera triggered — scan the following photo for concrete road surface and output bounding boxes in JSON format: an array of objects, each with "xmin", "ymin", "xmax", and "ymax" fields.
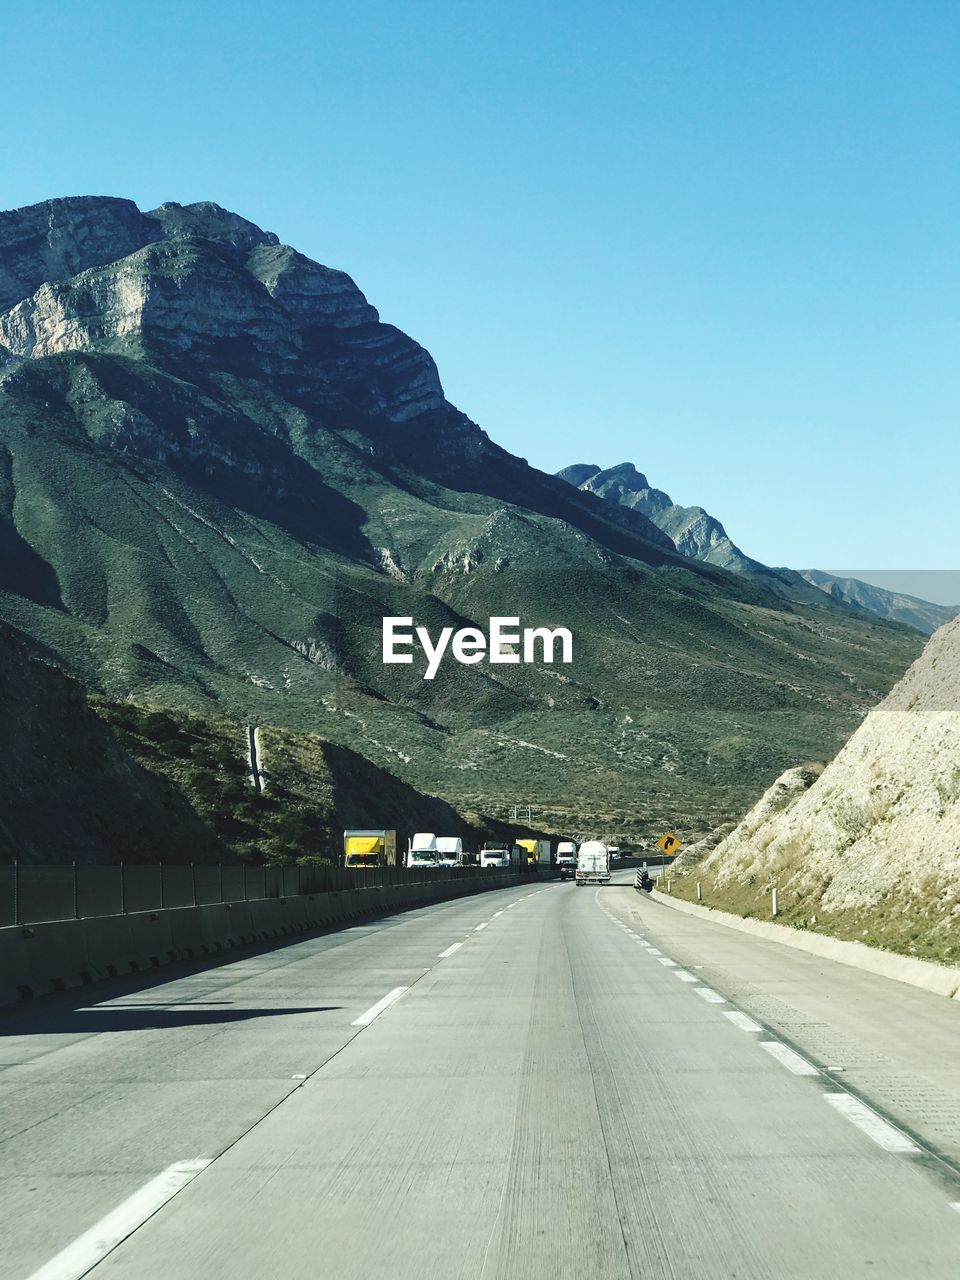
[{"xmin": 2, "ymin": 874, "xmax": 959, "ymax": 1279}]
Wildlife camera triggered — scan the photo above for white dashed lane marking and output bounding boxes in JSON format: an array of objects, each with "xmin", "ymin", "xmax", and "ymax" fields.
[
  {"xmin": 760, "ymin": 1041, "xmax": 819, "ymax": 1076},
  {"xmin": 824, "ymin": 1094, "xmax": 920, "ymax": 1154},
  {"xmin": 24, "ymin": 1159, "xmax": 212, "ymax": 1280},
  {"xmin": 352, "ymin": 986, "xmax": 409, "ymax": 1027},
  {"xmin": 724, "ymin": 1011, "xmax": 763, "ymax": 1033},
  {"xmin": 693, "ymin": 987, "xmax": 726, "ymax": 1004}
]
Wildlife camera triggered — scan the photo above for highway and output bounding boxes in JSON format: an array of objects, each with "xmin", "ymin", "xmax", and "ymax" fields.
[{"xmin": 2, "ymin": 873, "xmax": 959, "ymax": 1278}]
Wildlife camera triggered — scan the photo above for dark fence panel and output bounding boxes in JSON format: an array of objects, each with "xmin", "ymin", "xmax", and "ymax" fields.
[
  {"xmin": 1, "ymin": 860, "xmax": 535, "ymax": 926},
  {"xmin": 18, "ymin": 865, "xmax": 75, "ymax": 925},
  {"xmin": 124, "ymin": 865, "xmax": 162, "ymax": 915},
  {"xmin": 78, "ymin": 866, "xmax": 122, "ymax": 919},
  {"xmin": 0, "ymin": 864, "xmax": 14, "ymax": 927},
  {"xmin": 194, "ymin": 866, "xmax": 223, "ymax": 906},
  {"xmin": 221, "ymin": 866, "xmax": 245, "ymax": 904}
]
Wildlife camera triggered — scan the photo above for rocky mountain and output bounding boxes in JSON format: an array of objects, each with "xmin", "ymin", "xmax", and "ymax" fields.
[
  {"xmin": 799, "ymin": 570, "xmax": 958, "ymax": 636},
  {"xmin": 0, "ymin": 197, "xmax": 926, "ymax": 839},
  {"xmin": 679, "ymin": 614, "xmax": 960, "ymax": 963},
  {"xmin": 558, "ymin": 462, "xmax": 764, "ymax": 572},
  {"xmin": 559, "ymin": 463, "xmax": 955, "ymax": 635}
]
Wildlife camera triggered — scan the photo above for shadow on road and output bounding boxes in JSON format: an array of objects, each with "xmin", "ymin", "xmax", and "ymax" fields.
[{"xmin": 0, "ymin": 1004, "xmax": 340, "ymax": 1036}]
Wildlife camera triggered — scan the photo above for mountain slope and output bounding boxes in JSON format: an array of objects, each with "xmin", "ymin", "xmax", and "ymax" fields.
[
  {"xmin": 799, "ymin": 570, "xmax": 958, "ymax": 636},
  {"xmin": 0, "ymin": 623, "xmax": 222, "ymax": 864},
  {"xmin": 0, "ymin": 197, "xmax": 925, "ymax": 836}
]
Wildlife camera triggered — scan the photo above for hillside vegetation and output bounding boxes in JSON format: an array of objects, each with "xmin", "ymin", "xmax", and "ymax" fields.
[{"xmin": 0, "ymin": 624, "xmax": 221, "ymax": 864}]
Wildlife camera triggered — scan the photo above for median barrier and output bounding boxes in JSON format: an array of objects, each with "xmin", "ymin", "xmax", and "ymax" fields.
[{"xmin": 0, "ymin": 870, "xmax": 535, "ymax": 1007}]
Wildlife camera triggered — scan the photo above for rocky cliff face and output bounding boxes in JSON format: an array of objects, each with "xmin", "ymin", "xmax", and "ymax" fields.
[
  {"xmin": 0, "ymin": 196, "xmax": 160, "ymax": 313},
  {"xmin": 0, "ymin": 198, "xmax": 446, "ymax": 427},
  {"xmin": 692, "ymin": 615, "xmax": 960, "ymax": 959}
]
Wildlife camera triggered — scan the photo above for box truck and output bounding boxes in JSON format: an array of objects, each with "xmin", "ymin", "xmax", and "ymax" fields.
[
  {"xmin": 343, "ymin": 830, "xmax": 398, "ymax": 869},
  {"xmin": 516, "ymin": 838, "xmax": 551, "ymax": 867}
]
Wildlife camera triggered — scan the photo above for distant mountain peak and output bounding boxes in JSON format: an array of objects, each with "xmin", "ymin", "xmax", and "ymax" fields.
[
  {"xmin": 558, "ymin": 461, "xmax": 762, "ymax": 573},
  {"xmin": 558, "ymin": 460, "xmax": 957, "ymax": 635}
]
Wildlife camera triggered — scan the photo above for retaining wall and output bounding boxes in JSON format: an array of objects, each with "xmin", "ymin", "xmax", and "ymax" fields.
[{"xmin": 0, "ymin": 872, "xmax": 534, "ymax": 1007}]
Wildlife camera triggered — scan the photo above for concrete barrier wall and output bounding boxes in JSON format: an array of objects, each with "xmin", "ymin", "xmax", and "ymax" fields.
[{"xmin": 0, "ymin": 872, "xmax": 535, "ymax": 1008}]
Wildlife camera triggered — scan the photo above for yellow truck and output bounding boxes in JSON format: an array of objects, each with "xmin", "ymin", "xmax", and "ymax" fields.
[
  {"xmin": 516, "ymin": 838, "xmax": 550, "ymax": 867},
  {"xmin": 343, "ymin": 829, "xmax": 398, "ymax": 869}
]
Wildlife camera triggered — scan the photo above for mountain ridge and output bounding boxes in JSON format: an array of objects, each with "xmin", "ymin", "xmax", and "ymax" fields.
[
  {"xmin": 558, "ymin": 461, "xmax": 957, "ymax": 634},
  {"xmin": 0, "ymin": 196, "xmax": 925, "ymax": 836}
]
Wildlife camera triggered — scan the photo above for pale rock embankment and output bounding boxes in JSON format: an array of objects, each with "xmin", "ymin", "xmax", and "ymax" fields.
[{"xmin": 685, "ymin": 615, "xmax": 960, "ymax": 959}]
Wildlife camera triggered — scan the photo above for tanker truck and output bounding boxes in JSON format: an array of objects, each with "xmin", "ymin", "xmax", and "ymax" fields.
[{"xmin": 576, "ymin": 840, "xmax": 610, "ymax": 886}]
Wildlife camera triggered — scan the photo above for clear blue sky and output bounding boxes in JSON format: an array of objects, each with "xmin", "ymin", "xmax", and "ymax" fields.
[{"xmin": 4, "ymin": 1, "xmax": 958, "ymax": 577}]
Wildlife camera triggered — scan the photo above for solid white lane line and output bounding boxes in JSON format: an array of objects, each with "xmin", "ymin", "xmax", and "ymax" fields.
[
  {"xmin": 473, "ymin": 922, "xmax": 489, "ymax": 931},
  {"xmin": 724, "ymin": 1011, "xmax": 763, "ymax": 1033},
  {"xmin": 824, "ymin": 1094, "xmax": 920, "ymax": 1154},
  {"xmin": 438, "ymin": 942, "xmax": 463, "ymax": 958},
  {"xmin": 950, "ymin": 1203, "xmax": 960, "ymax": 1216},
  {"xmin": 657, "ymin": 957, "xmax": 678, "ymax": 967},
  {"xmin": 760, "ymin": 1041, "xmax": 819, "ymax": 1076},
  {"xmin": 25, "ymin": 1159, "xmax": 211, "ymax": 1280},
  {"xmin": 674, "ymin": 971, "xmax": 698, "ymax": 983},
  {"xmin": 352, "ymin": 986, "xmax": 409, "ymax": 1027},
  {"xmin": 693, "ymin": 987, "xmax": 726, "ymax": 1004}
]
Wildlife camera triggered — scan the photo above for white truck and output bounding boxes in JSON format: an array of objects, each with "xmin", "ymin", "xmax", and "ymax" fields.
[
  {"xmin": 436, "ymin": 836, "xmax": 462, "ymax": 869},
  {"xmin": 405, "ymin": 832, "xmax": 439, "ymax": 869},
  {"xmin": 576, "ymin": 840, "xmax": 610, "ymax": 886},
  {"xmin": 479, "ymin": 845, "xmax": 520, "ymax": 869},
  {"xmin": 556, "ymin": 840, "xmax": 577, "ymax": 872}
]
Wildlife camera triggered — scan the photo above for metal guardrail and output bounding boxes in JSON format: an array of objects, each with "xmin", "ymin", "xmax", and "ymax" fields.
[{"xmin": 0, "ymin": 861, "xmax": 528, "ymax": 928}]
